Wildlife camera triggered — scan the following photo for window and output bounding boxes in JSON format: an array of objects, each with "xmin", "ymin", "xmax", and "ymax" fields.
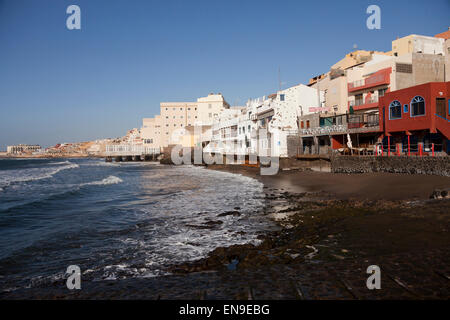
[
  {"xmin": 306, "ymin": 120, "xmax": 310, "ymax": 128},
  {"xmin": 355, "ymin": 94, "xmax": 363, "ymax": 106},
  {"xmin": 301, "ymin": 121, "xmax": 304, "ymax": 129},
  {"xmin": 248, "ymin": 125, "xmax": 250, "ymax": 131},
  {"xmin": 389, "ymin": 100, "xmax": 402, "ymax": 119},
  {"xmin": 208, "ymin": 113, "xmax": 212, "ymax": 118},
  {"xmin": 410, "ymin": 96, "xmax": 425, "ymax": 116},
  {"xmin": 378, "ymin": 88, "xmax": 387, "ymax": 97},
  {"xmin": 404, "ymin": 104, "xmax": 408, "ymax": 113},
  {"xmin": 280, "ymin": 94, "xmax": 285, "ymax": 101},
  {"xmin": 208, "ymin": 104, "xmax": 212, "ymax": 109}
]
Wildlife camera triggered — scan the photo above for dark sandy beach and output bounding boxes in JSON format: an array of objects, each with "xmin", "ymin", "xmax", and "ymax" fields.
[{"xmin": 205, "ymin": 164, "xmax": 450, "ymax": 200}]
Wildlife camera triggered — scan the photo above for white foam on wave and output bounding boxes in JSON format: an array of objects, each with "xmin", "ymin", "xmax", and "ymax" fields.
[
  {"xmin": 0, "ymin": 161, "xmax": 79, "ymax": 189},
  {"xmin": 80, "ymin": 175, "xmax": 123, "ymax": 187}
]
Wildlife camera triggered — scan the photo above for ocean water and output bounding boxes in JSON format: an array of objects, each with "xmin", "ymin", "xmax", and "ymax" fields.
[{"xmin": 0, "ymin": 158, "xmax": 272, "ymax": 292}]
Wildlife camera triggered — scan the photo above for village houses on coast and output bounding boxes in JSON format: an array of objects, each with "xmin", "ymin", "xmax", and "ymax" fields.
[
  {"xmin": 5, "ymin": 29, "xmax": 450, "ymax": 162},
  {"xmin": 134, "ymin": 29, "xmax": 450, "ymax": 162}
]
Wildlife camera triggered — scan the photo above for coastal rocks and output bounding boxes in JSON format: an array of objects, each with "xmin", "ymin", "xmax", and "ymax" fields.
[
  {"xmin": 185, "ymin": 219, "xmax": 223, "ymax": 230},
  {"xmin": 430, "ymin": 189, "xmax": 450, "ymax": 199},
  {"xmin": 217, "ymin": 211, "xmax": 241, "ymax": 217}
]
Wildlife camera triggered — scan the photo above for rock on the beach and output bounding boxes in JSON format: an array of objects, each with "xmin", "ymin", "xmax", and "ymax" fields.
[
  {"xmin": 430, "ymin": 189, "xmax": 450, "ymax": 199},
  {"xmin": 218, "ymin": 211, "xmax": 241, "ymax": 217}
]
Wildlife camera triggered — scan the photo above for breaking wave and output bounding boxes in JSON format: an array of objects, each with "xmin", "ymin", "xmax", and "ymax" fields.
[
  {"xmin": 0, "ymin": 161, "xmax": 79, "ymax": 189},
  {"xmin": 80, "ymin": 175, "xmax": 123, "ymax": 186}
]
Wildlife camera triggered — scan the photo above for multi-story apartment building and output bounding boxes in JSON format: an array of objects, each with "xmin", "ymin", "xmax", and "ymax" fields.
[
  {"xmin": 347, "ymin": 34, "xmax": 445, "ymax": 114},
  {"xmin": 205, "ymin": 84, "xmax": 322, "ymax": 158},
  {"xmin": 308, "ymin": 50, "xmax": 389, "ymax": 115},
  {"xmin": 159, "ymin": 102, "xmax": 198, "ymax": 147},
  {"xmin": 435, "ymin": 27, "xmax": 450, "ymax": 81},
  {"xmin": 141, "ymin": 93, "xmax": 230, "ymax": 150},
  {"xmin": 298, "ymin": 32, "xmax": 448, "ymax": 156},
  {"xmin": 141, "ymin": 116, "xmax": 162, "ymax": 148}
]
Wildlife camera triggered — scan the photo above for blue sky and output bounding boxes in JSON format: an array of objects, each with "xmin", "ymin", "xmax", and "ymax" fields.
[{"xmin": 0, "ymin": 0, "xmax": 449, "ymax": 149}]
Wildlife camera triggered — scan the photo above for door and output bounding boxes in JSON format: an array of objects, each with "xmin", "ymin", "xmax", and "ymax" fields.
[{"xmin": 436, "ymin": 98, "xmax": 446, "ymax": 118}]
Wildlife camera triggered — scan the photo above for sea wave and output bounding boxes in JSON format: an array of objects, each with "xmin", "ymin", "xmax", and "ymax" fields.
[
  {"xmin": 0, "ymin": 161, "xmax": 79, "ymax": 189},
  {"xmin": 80, "ymin": 175, "xmax": 123, "ymax": 186}
]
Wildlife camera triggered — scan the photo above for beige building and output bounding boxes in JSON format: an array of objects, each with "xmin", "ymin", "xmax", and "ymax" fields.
[
  {"xmin": 435, "ymin": 28, "xmax": 450, "ymax": 81},
  {"xmin": 141, "ymin": 93, "xmax": 229, "ymax": 150},
  {"xmin": 308, "ymin": 50, "xmax": 387, "ymax": 115},
  {"xmin": 142, "ymin": 115, "xmax": 162, "ymax": 149},
  {"xmin": 196, "ymin": 93, "xmax": 230, "ymax": 125}
]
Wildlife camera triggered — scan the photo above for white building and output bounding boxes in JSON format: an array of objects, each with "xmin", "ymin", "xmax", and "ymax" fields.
[{"xmin": 204, "ymin": 84, "xmax": 323, "ymax": 158}]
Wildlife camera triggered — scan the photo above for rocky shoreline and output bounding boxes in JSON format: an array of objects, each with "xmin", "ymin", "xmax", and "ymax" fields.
[{"xmin": 2, "ymin": 164, "xmax": 450, "ymax": 299}]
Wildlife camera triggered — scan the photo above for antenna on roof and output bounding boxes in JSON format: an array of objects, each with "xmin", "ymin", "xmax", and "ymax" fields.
[{"xmin": 278, "ymin": 66, "xmax": 283, "ymax": 91}]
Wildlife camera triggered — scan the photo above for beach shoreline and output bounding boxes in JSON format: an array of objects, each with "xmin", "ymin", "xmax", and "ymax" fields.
[{"xmin": 2, "ymin": 163, "xmax": 450, "ymax": 299}]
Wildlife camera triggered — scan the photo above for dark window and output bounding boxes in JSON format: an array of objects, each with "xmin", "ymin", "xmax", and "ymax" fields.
[
  {"xmin": 396, "ymin": 63, "xmax": 413, "ymax": 73},
  {"xmin": 389, "ymin": 100, "xmax": 402, "ymax": 119},
  {"xmin": 378, "ymin": 88, "xmax": 387, "ymax": 97},
  {"xmin": 411, "ymin": 96, "xmax": 425, "ymax": 116},
  {"xmin": 280, "ymin": 94, "xmax": 285, "ymax": 101}
]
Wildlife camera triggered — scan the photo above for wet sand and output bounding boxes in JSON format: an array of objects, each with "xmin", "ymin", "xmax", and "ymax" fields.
[{"xmin": 206, "ymin": 164, "xmax": 450, "ymax": 200}]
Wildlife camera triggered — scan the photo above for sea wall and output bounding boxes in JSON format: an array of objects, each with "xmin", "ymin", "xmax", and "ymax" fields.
[{"xmin": 331, "ymin": 155, "xmax": 450, "ymax": 177}]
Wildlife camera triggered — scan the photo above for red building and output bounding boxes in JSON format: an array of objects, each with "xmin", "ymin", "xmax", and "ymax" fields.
[{"xmin": 379, "ymin": 82, "xmax": 450, "ymax": 154}]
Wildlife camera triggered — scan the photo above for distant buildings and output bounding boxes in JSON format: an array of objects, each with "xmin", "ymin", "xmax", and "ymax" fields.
[{"xmin": 7, "ymin": 144, "xmax": 41, "ymax": 154}]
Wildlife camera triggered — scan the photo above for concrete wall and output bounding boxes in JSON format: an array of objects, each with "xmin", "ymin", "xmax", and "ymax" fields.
[
  {"xmin": 392, "ymin": 35, "xmax": 445, "ymax": 56},
  {"xmin": 331, "ymin": 155, "xmax": 450, "ymax": 176}
]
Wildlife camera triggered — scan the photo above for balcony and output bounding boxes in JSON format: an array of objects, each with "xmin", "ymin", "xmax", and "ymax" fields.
[
  {"xmin": 349, "ymin": 96, "xmax": 379, "ymax": 111},
  {"xmin": 347, "ymin": 114, "xmax": 379, "ymax": 129},
  {"xmin": 348, "ymin": 67, "xmax": 391, "ymax": 93}
]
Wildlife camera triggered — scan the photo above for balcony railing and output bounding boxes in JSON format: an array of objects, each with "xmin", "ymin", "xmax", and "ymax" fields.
[
  {"xmin": 348, "ymin": 67, "xmax": 391, "ymax": 92},
  {"xmin": 349, "ymin": 96, "xmax": 379, "ymax": 107}
]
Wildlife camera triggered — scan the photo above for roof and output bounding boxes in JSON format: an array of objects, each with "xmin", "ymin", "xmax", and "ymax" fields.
[{"xmin": 435, "ymin": 29, "xmax": 450, "ymax": 40}]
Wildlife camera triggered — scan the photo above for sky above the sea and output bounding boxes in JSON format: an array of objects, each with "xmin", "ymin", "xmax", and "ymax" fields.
[{"xmin": 0, "ymin": 0, "xmax": 449, "ymax": 149}]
